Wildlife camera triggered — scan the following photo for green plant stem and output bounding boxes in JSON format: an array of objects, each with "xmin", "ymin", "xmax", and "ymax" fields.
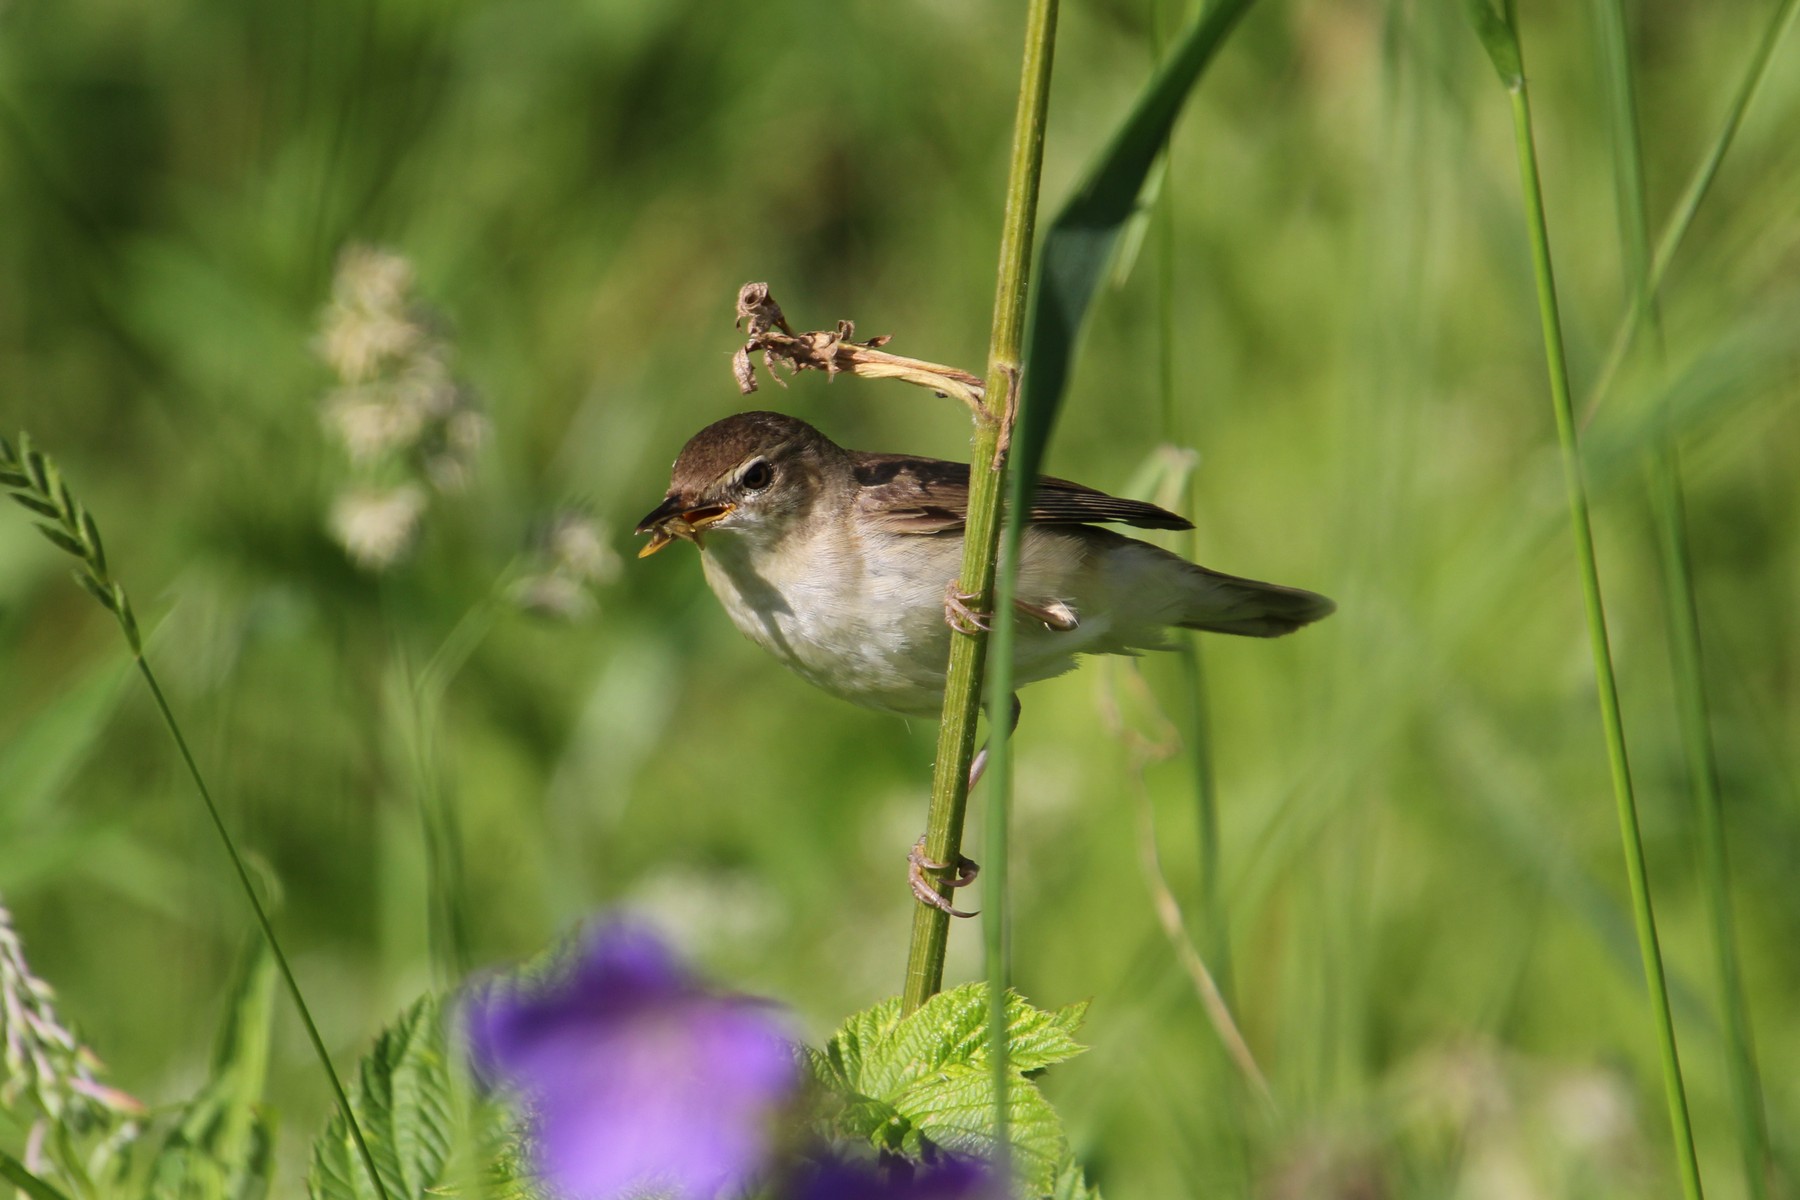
[
  {"xmin": 1592, "ymin": 1, "xmax": 1771, "ymax": 1192},
  {"xmin": 1580, "ymin": 0, "xmax": 1799, "ymax": 427},
  {"xmin": 0, "ymin": 1149, "xmax": 71, "ymax": 1200},
  {"xmin": 134, "ymin": 659, "xmax": 392, "ymax": 1200},
  {"xmin": 1499, "ymin": 59, "xmax": 1704, "ymax": 1200},
  {"xmin": 1654, "ymin": 449, "xmax": 1770, "ymax": 1194},
  {"xmin": 972, "ymin": 3, "xmax": 1060, "ymax": 1178},
  {"xmin": 902, "ymin": 0, "xmax": 1060, "ymax": 1021},
  {"xmin": 1149, "ymin": 0, "xmax": 1230, "ymax": 997}
]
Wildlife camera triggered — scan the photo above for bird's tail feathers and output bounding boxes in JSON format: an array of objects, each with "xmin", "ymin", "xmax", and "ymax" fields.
[{"xmin": 1177, "ymin": 564, "xmax": 1336, "ymax": 638}]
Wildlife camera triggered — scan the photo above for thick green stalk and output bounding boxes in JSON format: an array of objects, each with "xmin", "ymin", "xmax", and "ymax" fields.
[
  {"xmin": 1592, "ymin": 1, "xmax": 1770, "ymax": 1192},
  {"xmin": 1496, "ymin": 50, "xmax": 1705, "ymax": 1200},
  {"xmin": 974, "ymin": 3, "xmax": 1058, "ymax": 1174},
  {"xmin": 902, "ymin": 0, "xmax": 1060, "ymax": 1015}
]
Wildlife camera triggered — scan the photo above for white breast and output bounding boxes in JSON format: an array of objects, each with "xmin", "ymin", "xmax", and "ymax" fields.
[
  {"xmin": 699, "ymin": 523, "xmax": 959, "ymax": 715},
  {"xmin": 697, "ymin": 523, "xmax": 1188, "ymax": 717}
]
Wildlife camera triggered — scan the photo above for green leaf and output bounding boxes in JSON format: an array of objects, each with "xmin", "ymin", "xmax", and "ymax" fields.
[
  {"xmin": 1003, "ymin": 999, "xmax": 1088, "ymax": 1076},
  {"xmin": 890, "ymin": 1063, "xmax": 1064, "ymax": 1195},
  {"xmin": 814, "ymin": 985, "xmax": 1091, "ymax": 1192},
  {"xmin": 1049, "ymin": 1154, "xmax": 1103, "ymax": 1200},
  {"xmin": 816, "ymin": 994, "xmax": 904, "ymax": 1095},
  {"xmin": 1463, "ymin": 0, "xmax": 1523, "ymax": 86},
  {"xmin": 1012, "ymin": 0, "xmax": 1256, "ymax": 494},
  {"xmin": 147, "ymin": 940, "xmax": 280, "ymax": 1200},
  {"xmin": 0, "ymin": 1151, "xmax": 72, "ymax": 1200},
  {"xmin": 308, "ymin": 995, "xmax": 453, "ymax": 1200},
  {"xmin": 826, "ymin": 985, "xmax": 1087, "ymax": 1097},
  {"xmin": 307, "ymin": 994, "xmax": 525, "ymax": 1200}
]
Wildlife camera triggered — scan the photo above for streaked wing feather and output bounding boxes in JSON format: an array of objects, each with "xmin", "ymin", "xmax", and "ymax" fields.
[{"xmin": 851, "ymin": 452, "xmax": 1192, "ymax": 534}]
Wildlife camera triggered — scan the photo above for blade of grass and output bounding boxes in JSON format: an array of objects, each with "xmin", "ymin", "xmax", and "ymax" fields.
[
  {"xmin": 0, "ymin": 1151, "xmax": 71, "ymax": 1200},
  {"xmin": 1147, "ymin": 0, "xmax": 1231, "ymax": 999},
  {"xmin": 986, "ymin": 0, "xmax": 1260, "ymax": 1094},
  {"xmin": 1590, "ymin": 1, "xmax": 1771, "ymax": 1193},
  {"xmin": 1580, "ymin": 0, "xmax": 1800, "ymax": 427},
  {"xmin": 0, "ymin": 435, "xmax": 392, "ymax": 1200},
  {"xmin": 1464, "ymin": 8, "xmax": 1704, "ymax": 1197},
  {"xmin": 1012, "ymin": 0, "xmax": 1257, "ymax": 491}
]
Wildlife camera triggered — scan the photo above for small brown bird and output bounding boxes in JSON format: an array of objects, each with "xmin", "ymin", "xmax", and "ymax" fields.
[
  {"xmin": 637, "ymin": 411, "xmax": 1333, "ymax": 712},
  {"xmin": 636, "ymin": 411, "xmax": 1334, "ymax": 910}
]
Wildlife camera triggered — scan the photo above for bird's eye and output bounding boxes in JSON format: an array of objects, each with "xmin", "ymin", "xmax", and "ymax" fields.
[{"xmin": 741, "ymin": 460, "xmax": 774, "ymax": 491}]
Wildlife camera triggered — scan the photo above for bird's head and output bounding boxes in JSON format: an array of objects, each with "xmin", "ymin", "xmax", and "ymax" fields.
[{"xmin": 635, "ymin": 411, "xmax": 843, "ymax": 557}]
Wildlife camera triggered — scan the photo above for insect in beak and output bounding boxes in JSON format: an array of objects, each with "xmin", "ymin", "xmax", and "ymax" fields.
[{"xmin": 635, "ymin": 499, "xmax": 735, "ymax": 557}]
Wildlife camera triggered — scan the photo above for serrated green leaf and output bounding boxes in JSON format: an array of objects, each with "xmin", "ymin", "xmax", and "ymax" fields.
[
  {"xmin": 1048, "ymin": 1154, "xmax": 1102, "ymax": 1200},
  {"xmin": 1006, "ymin": 1000, "xmax": 1088, "ymax": 1076},
  {"xmin": 0, "ymin": 1150, "xmax": 72, "ymax": 1200},
  {"xmin": 817, "ymin": 996, "xmax": 905, "ymax": 1095},
  {"xmin": 890, "ymin": 1063, "xmax": 1065, "ymax": 1196},
  {"xmin": 833, "ymin": 985, "xmax": 1087, "ymax": 1096},
  {"xmin": 816, "ymin": 986, "xmax": 1091, "ymax": 1187},
  {"xmin": 870, "ymin": 984, "xmax": 989, "ymax": 1094},
  {"xmin": 307, "ymin": 994, "xmax": 524, "ymax": 1200}
]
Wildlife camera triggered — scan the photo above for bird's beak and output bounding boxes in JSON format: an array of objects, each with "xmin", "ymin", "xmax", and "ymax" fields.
[{"xmin": 634, "ymin": 495, "xmax": 735, "ymax": 558}]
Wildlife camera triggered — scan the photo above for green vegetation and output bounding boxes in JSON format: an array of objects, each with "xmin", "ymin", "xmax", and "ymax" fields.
[{"xmin": 2, "ymin": 1, "xmax": 1796, "ymax": 1195}]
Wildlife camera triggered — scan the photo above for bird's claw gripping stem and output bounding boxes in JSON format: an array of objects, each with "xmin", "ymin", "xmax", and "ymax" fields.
[
  {"xmin": 909, "ymin": 836, "xmax": 980, "ymax": 918},
  {"xmin": 943, "ymin": 582, "xmax": 991, "ymax": 635}
]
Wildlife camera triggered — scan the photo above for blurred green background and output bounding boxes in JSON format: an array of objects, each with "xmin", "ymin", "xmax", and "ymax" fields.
[{"xmin": 2, "ymin": 0, "xmax": 1797, "ymax": 1195}]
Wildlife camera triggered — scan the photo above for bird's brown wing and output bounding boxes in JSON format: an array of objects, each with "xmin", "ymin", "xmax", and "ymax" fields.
[{"xmin": 850, "ymin": 452, "xmax": 1192, "ymax": 535}]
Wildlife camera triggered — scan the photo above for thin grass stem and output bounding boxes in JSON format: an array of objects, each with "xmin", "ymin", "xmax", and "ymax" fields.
[
  {"xmin": 1467, "ymin": 11, "xmax": 1705, "ymax": 1194},
  {"xmin": 1591, "ymin": 1, "xmax": 1771, "ymax": 1192},
  {"xmin": 0, "ymin": 1149, "xmax": 71, "ymax": 1200},
  {"xmin": 1580, "ymin": 0, "xmax": 1800, "ymax": 427},
  {"xmin": 0, "ymin": 436, "xmax": 392, "ymax": 1200},
  {"xmin": 133, "ymin": 663, "xmax": 392, "ymax": 1200},
  {"xmin": 1149, "ymin": 0, "xmax": 1230, "ymax": 998}
]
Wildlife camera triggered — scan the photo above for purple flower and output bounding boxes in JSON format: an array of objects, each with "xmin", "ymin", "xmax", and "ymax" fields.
[
  {"xmin": 465, "ymin": 922, "xmax": 799, "ymax": 1200},
  {"xmin": 790, "ymin": 1156, "xmax": 995, "ymax": 1200}
]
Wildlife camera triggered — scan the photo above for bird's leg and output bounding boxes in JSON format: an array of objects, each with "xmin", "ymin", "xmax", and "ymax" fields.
[
  {"xmin": 965, "ymin": 692, "xmax": 1023, "ymax": 792},
  {"xmin": 945, "ymin": 583, "xmax": 1080, "ymax": 636},
  {"xmin": 909, "ymin": 695, "xmax": 1022, "ymax": 918},
  {"xmin": 942, "ymin": 580, "xmax": 990, "ymax": 634},
  {"xmin": 909, "ymin": 837, "xmax": 979, "ymax": 918},
  {"xmin": 1014, "ymin": 597, "xmax": 1079, "ymax": 632}
]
